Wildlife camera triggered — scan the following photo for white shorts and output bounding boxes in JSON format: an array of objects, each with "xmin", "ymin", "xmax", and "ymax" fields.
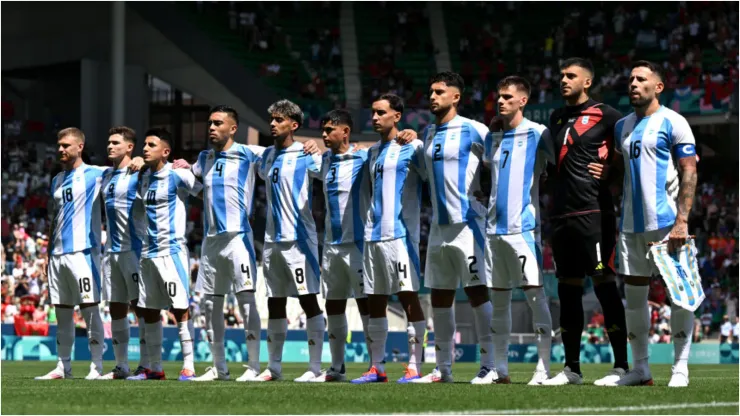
[
  {"xmin": 49, "ymin": 248, "xmax": 102, "ymax": 305},
  {"xmin": 321, "ymin": 242, "xmax": 366, "ymax": 300},
  {"xmin": 102, "ymin": 250, "xmax": 141, "ymax": 304},
  {"xmin": 363, "ymin": 236, "xmax": 421, "ymax": 295},
  {"xmin": 424, "ymin": 219, "xmax": 488, "ymax": 290},
  {"xmin": 617, "ymin": 226, "xmax": 672, "ymax": 277},
  {"xmin": 486, "ymin": 231, "xmax": 544, "ymax": 289},
  {"xmin": 138, "ymin": 250, "xmax": 191, "ymax": 310},
  {"xmin": 198, "ymin": 232, "xmax": 258, "ymax": 295},
  {"xmin": 263, "ymin": 240, "xmax": 321, "ymax": 297}
]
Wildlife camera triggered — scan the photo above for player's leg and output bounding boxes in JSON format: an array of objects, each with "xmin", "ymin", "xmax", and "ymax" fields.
[
  {"xmin": 396, "ymin": 237, "xmax": 425, "ymax": 383},
  {"xmin": 35, "ymin": 254, "xmax": 75, "ymax": 379},
  {"xmin": 127, "ymin": 257, "xmax": 167, "ymax": 380},
  {"xmin": 292, "ymin": 241, "xmax": 325, "ymax": 382},
  {"xmin": 164, "ymin": 251, "xmax": 196, "ymax": 381},
  {"xmin": 133, "ymin": 304, "xmax": 150, "ymax": 374},
  {"xmin": 609, "ymin": 231, "xmax": 654, "ymax": 386},
  {"xmin": 104, "ymin": 251, "xmax": 142, "ymax": 379},
  {"xmin": 319, "ymin": 244, "xmax": 352, "ymax": 381},
  {"xmin": 668, "ymin": 301, "xmax": 694, "ymax": 387},
  {"xmin": 233, "ymin": 232, "xmax": 261, "ymax": 380},
  {"xmin": 78, "ymin": 248, "xmax": 105, "ymax": 379},
  {"xmin": 487, "ymin": 235, "xmax": 517, "ymax": 384},
  {"xmin": 259, "ymin": 243, "xmax": 288, "ymax": 382}
]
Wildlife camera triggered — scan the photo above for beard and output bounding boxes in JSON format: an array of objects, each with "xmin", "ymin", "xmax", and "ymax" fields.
[{"xmin": 629, "ymin": 95, "xmax": 653, "ymax": 107}]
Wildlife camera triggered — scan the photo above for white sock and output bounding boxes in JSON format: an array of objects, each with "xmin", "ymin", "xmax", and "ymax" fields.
[
  {"xmin": 207, "ymin": 296, "xmax": 227, "ymax": 373},
  {"xmin": 491, "ymin": 290, "xmax": 512, "ymax": 377},
  {"xmin": 306, "ymin": 314, "xmax": 325, "ymax": 374},
  {"xmin": 236, "ymin": 291, "xmax": 261, "ymax": 372},
  {"xmin": 361, "ymin": 314, "xmax": 372, "ymax": 366},
  {"xmin": 56, "ymin": 307, "xmax": 74, "ymax": 372},
  {"xmin": 671, "ymin": 305, "xmax": 694, "ymax": 375},
  {"xmin": 137, "ymin": 320, "xmax": 150, "ymax": 369},
  {"xmin": 368, "ymin": 317, "xmax": 388, "ymax": 373},
  {"xmin": 111, "ymin": 317, "xmax": 130, "ymax": 371},
  {"xmin": 145, "ymin": 321, "xmax": 163, "ymax": 372},
  {"xmin": 327, "ymin": 314, "xmax": 348, "ymax": 371},
  {"xmin": 178, "ymin": 320, "xmax": 194, "ymax": 372},
  {"xmin": 472, "ymin": 301, "xmax": 494, "ymax": 370},
  {"xmin": 407, "ymin": 320, "xmax": 426, "ymax": 373},
  {"xmin": 267, "ymin": 318, "xmax": 287, "ymax": 374},
  {"xmin": 624, "ymin": 284, "xmax": 650, "ymax": 374},
  {"xmin": 524, "ymin": 287, "xmax": 552, "ymax": 373},
  {"xmin": 81, "ymin": 305, "xmax": 104, "ymax": 372},
  {"xmin": 432, "ymin": 307, "xmax": 455, "ymax": 376}
]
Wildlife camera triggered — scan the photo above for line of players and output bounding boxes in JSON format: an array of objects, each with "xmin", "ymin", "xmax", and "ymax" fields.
[{"xmin": 36, "ymin": 57, "xmax": 698, "ymax": 387}]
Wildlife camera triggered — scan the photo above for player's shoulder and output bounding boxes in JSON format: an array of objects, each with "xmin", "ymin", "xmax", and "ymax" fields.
[
  {"xmin": 197, "ymin": 149, "xmax": 212, "ymax": 160},
  {"xmin": 405, "ymin": 138, "xmax": 424, "ymax": 150},
  {"xmin": 597, "ymin": 103, "xmax": 622, "ymax": 117},
  {"xmin": 459, "ymin": 116, "xmax": 489, "ymax": 138},
  {"xmin": 658, "ymin": 106, "xmax": 690, "ymax": 128},
  {"xmin": 522, "ymin": 118, "xmax": 548, "ymax": 135},
  {"xmin": 616, "ymin": 112, "xmax": 638, "ymax": 130}
]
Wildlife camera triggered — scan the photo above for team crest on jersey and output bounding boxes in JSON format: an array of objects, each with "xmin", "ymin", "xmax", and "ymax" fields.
[
  {"xmin": 450, "ymin": 134, "xmax": 457, "ymax": 141},
  {"xmin": 286, "ymin": 159, "xmax": 294, "ymax": 166},
  {"xmin": 581, "ymin": 116, "xmax": 589, "ymax": 125},
  {"xmin": 517, "ymin": 141, "xmax": 523, "ymax": 147}
]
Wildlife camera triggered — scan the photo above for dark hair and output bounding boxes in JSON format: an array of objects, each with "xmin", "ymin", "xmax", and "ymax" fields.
[
  {"xmin": 108, "ymin": 126, "xmax": 136, "ymax": 144},
  {"xmin": 209, "ymin": 105, "xmax": 239, "ymax": 126},
  {"xmin": 267, "ymin": 99, "xmax": 304, "ymax": 130},
  {"xmin": 144, "ymin": 128, "xmax": 172, "ymax": 147},
  {"xmin": 631, "ymin": 60, "xmax": 664, "ymax": 82},
  {"xmin": 374, "ymin": 93, "xmax": 405, "ymax": 114},
  {"xmin": 57, "ymin": 127, "xmax": 85, "ymax": 143},
  {"xmin": 429, "ymin": 71, "xmax": 465, "ymax": 93},
  {"xmin": 497, "ymin": 76, "xmax": 531, "ymax": 97},
  {"xmin": 560, "ymin": 57, "xmax": 595, "ymax": 77},
  {"xmin": 320, "ymin": 109, "xmax": 354, "ymax": 130}
]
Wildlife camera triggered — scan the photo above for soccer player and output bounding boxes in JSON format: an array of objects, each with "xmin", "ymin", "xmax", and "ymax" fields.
[
  {"xmin": 483, "ymin": 76, "xmax": 554, "ymax": 385},
  {"xmin": 412, "ymin": 72, "xmax": 494, "ymax": 384},
  {"xmin": 254, "ymin": 99, "xmax": 325, "ymax": 382},
  {"xmin": 35, "ymin": 128, "xmax": 111, "ymax": 380},
  {"xmin": 542, "ymin": 57, "xmax": 630, "ymax": 386},
  {"xmin": 351, "ymin": 94, "xmax": 427, "ymax": 384},
  {"xmin": 606, "ymin": 61, "xmax": 698, "ymax": 387},
  {"xmin": 127, "ymin": 128, "xmax": 203, "ymax": 381},
  {"xmin": 99, "ymin": 126, "xmax": 150, "ymax": 379}
]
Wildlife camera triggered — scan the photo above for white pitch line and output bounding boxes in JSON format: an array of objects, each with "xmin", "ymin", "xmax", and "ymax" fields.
[{"xmin": 386, "ymin": 401, "xmax": 739, "ymax": 415}]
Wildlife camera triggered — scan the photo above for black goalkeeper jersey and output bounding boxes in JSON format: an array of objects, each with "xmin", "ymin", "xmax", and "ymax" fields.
[{"xmin": 548, "ymin": 99, "xmax": 623, "ymax": 218}]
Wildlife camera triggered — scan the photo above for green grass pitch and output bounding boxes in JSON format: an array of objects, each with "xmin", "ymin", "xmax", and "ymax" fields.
[{"xmin": 2, "ymin": 362, "xmax": 738, "ymax": 414}]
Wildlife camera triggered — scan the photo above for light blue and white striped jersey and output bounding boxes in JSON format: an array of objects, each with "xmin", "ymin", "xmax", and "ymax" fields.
[
  {"xmin": 365, "ymin": 139, "xmax": 425, "ymax": 242},
  {"xmin": 138, "ymin": 163, "xmax": 203, "ymax": 258},
  {"xmin": 615, "ymin": 106, "xmax": 696, "ymax": 233},
  {"xmin": 101, "ymin": 168, "xmax": 143, "ymax": 253},
  {"xmin": 483, "ymin": 118, "xmax": 554, "ymax": 235},
  {"xmin": 192, "ymin": 143, "xmax": 265, "ymax": 237},
  {"xmin": 50, "ymin": 164, "xmax": 109, "ymax": 255},
  {"xmin": 422, "ymin": 115, "xmax": 488, "ymax": 225},
  {"xmin": 257, "ymin": 141, "xmax": 322, "ymax": 243},
  {"xmin": 319, "ymin": 145, "xmax": 370, "ymax": 247}
]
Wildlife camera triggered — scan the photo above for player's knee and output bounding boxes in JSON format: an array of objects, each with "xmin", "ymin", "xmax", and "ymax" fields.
[
  {"xmin": 325, "ymin": 299, "xmax": 347, "ymax": 316},
  {"xmin": 298, "ymin": 294, "xmax": 322, "ymax": 318},
  {"xmin": 355, "ymin": 297, "xmax": 369, "ymax": 316},
  {"xmin": 622, "ymin": 275, "xmax": 650, "ymax": 286},
  {"xmin": 464, "ymin": 285, "xmax": 490, "ymax": 307},
  {"xmin": 109, "ymin": 302, "xmax": 129, "ymax": 320},
  {"xmin": 430, "ymin": 289, "xmax": 455, "ymax": 308}
]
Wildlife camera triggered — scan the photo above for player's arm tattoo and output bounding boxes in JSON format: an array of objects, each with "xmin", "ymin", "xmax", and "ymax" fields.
[{"xmin": 676, "ymin": 156, "xmax": 697, "ymax": 224}]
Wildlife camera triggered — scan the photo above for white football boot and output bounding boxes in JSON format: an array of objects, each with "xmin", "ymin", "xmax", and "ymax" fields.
[
  {"xmin": 235, "ymin": 366, "xmax": 260, "ymax": 382},
  {"xmin": 410, "ymin": 367, "xmax": 454, "ymax": 383},
  {"xmin": 98, "ymin": 366, "xmax": 131, "ymax": 380},
  {"xmin": 35, "ymin": 363, "xmax": 73, "ymax": 380},
  {"xmin": 527, "ymin": 370, "xmax": 550, "ymax": 386},
  {"xmin": 294, "ymin": 370, "xmax": 322, "ymax": 382},
  {"xmin": 668, "ymin": 367, "xmax": 689, "ymax": 387},
  {"xmin": 470, "ymin": 367, "xmax": 497, "ymax": 384},
  {"xmin": 85, "ymin": 362, "xmax": 104, "ymax": 380},
  {"xmin": 607, "ymin": 368, "xmax": 653, "ymax": 386},
  {"xmin": 541, "ymin": 366, "xmax": 583, "ymax": 386},
  {"xmin": 253, "ymin": 368, "xmax": 282, "ymax": 382},
  {"xmin": 193, "ymin": 366, "xmax": 231, "ymax": 381},
  {"xmin": 309, "ymin": 367, "xmax": 347, "ymax": 382},
  {"xmin": 594, "ymin": 367, "xmax": 627, "ymax": 386}
]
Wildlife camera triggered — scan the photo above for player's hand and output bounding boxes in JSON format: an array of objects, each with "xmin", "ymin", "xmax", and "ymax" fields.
[
  {"xmin": 397, "ymin": 129, "xmax": 417, "ymax": 144},
  {"xmin": 128, "ymin": 157, "xmax": 145, "ymax": 173},
  {"xmin": 666, "ymin": 167, "xmax": 679, "ymax": 201},
  {"xmin": 303, "ymin": 140, "xmax": 321, "ymax": 155},
  {"xmin": 488, "ymin": 116, "xmax": 505, "ymax": 132},
  {"xmin": 587, "ymin": 162, "xmax": 609, "ymax": 180},
  {"xmin": 473, "ymin": 190, "xmax": 488, "ymax": 203},
  {"xmin": 172, "ymin": 159, "xmax": 191, "ymax": 170},
  {"xmin": 667, "ymin": 220, "xmax": 689, "ymax": 253}
]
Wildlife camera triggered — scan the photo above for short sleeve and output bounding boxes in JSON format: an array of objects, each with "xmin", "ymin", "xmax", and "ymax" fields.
[
  {"xmin": 410, "ymin": 140, "xmax": 427, "ymax": 181},
  {"xmin": 193, "ymin": 151, "xmax": 210, "ymax": 178},
  {"xmin": 174, "ymin": 169, "xmax": 203, "ymax": 196},
  {"xmin": 255, "ymin": 148, "xmax": 271, "ymax": 180},
  {"xmin": 668, "ymin": 113, "xmax": 696, "ymax": 153},
  {"xmin": 307, "ymin": 152, "xmax": 322, "ymax": 179},
  {"xmin": 537, "ymin": 128, "xmax": 556, "ymax": 165},
  {"xmin": 613, "ymin": 119, "xmax": 625, "ymax": 154},
  {"xmin": 245, "ymin": 145, "xmax": 266, "ymax": 160},
  {"xmin": 470, "ymin": 121, "xmax": 488, "ymax": 153}
]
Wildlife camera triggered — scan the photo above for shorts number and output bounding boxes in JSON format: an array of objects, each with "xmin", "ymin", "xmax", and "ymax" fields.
[
  {"xmin": 79, "ymin": 277, "xmax": 91, "ymax": 293},
  {"xmin": 62, "ymin": 187, "xmax": 73, "ymax": 204},
  {"xmin": 501, "ymin": 150, "xmax": 510, "ymax": 168},
  {"xmin": 294, "ymin": 268, "xmax": 305, "ymax": 284},
  {"xmin": 518, "ymin": 255, "xmax": 527, "ymax": 274},
  {"xmin": 131, "ymin": 273, "xmax": 139, "ymax": 283},
  {"xmin": 467, "ymin": 255, "xmax": 478, "ymax": 273},
  {"xmin": 375, "ymin": 163, "xmax": 383, "ymax": 179},
  {"xmin": 241, "ymin": 263, "xmax": 250, "ymax": 279},
  {"xmin": 397, "ymin": 262, "xmax": 407, "ymax": 279},
  {"xmin": 167, "ymin": 282, "xmax": 177, "ymax": 297},
  {"xmin": 146, "ymin": 190, "xmax": 156, "ymax": 205},
  {"xmin": 271, "ymin": 167, "xmax": 280, "ymax": 183},
  {"xmin": 215, "ymin": 162, "xmax": 224, "ymax": 177},
  {"xmin": 629, "ymin": 140, "xmax": 641, "ymax": 159},
  {"xmin": 329, "ymin": 166, "xmax": 337, "ymax": 184},
  {"xmin": 433, "ymin": 143, "xmax": 443, "ymax": 161}
]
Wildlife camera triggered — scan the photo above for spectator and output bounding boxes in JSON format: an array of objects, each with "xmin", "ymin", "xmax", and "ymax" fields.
[{"xmin": 720, "ymin": 315, "xmax": 732, "ymax": 343}]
